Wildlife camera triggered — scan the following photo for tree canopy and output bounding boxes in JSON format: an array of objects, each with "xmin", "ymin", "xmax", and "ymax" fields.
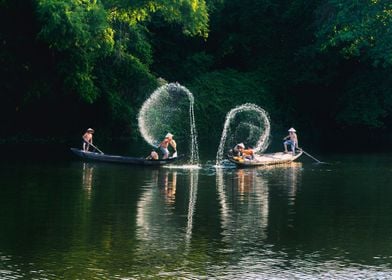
[
  {"xmin": 0, "ymin": 0, "xmax": 391, "ymax": 150},
  {"xmin": 316, "ymin": 0, "xmax": 392, "ymax": 67}
]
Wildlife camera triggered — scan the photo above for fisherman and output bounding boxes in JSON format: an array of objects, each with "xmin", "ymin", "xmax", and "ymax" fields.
[
  {"xmin": 159, "ymin": 133, "xmax": 177, "ymax": 159},
  {"xmin": 242, "ymin": 146, "xmax": 254, "ymax": 160},
  {"xmin": 232, "ymin": 143, "xmax": 245, "ymax": 157},
  {"xmin": 82, "ymin": 128, "xmax": 94, "ymax": 152},
  {"xmin": 283, "ymin": 127, "xmax": 299, "ymax": 155},
  {"xmin": 230, "ymin": 143, "xmax": 254, "ymax": 161},
  {"xmin": 146, "ymin": 150, "xmax": 159, "ymax": 160}
]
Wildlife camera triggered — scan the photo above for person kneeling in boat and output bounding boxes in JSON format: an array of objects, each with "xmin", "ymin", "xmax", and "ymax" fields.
[
  {"xmin": 159, "ymin": 133, "xmax": 177, "ymax": 159},
  {"xmin": 146, "ymin": 150, "xmax": 159, "ymax": 160},
  {"xmin": 230, "ymin": 143, "xmax": 245, "ymax": 157},
  {"xmin": 231, "ymin": 143, "xmax": 254, "ymax": 161},
  {"xmin": 283, "ymin": 127, "xmax": 299, "ymax": 155},
  {"xmin": 230, "ymin": 143, "xmax": 243, "ymax": 161},
  {"xmin": 82, "ymin": 128, "xmax": 94, "ymax": 152},
  {"xmin": 242, "ymin": 146, "xmax": 255, "ymax": 160}
]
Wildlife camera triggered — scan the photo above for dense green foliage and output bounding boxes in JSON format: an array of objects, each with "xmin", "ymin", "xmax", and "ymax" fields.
[
  {"xmin": 316, "ymin": 0, "xmax": 392, "ymax": 67},
  {"xmin": 0, "ymin": 0, "xmax": 391, "ymax": 150},
  {"xmin": 189, "ymin": 69, "xmax": 276, "ymax": 145}
]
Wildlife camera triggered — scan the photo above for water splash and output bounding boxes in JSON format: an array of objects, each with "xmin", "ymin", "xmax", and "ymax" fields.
[
  {"xmin": 138, "ymin": 83, "xmax": 199, "ymax": 164},
  {"xmin": 215, "ymin": 103, "xmax": 271, "ymax": 165},
  {"xmin": 185, "ymin": 169, "xmax": 199, "ymax": 249}
]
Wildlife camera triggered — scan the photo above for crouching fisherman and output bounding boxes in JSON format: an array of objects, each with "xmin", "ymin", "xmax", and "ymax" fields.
[
  {"xmin": 230, "ymin": 143, "xmax": 254, "ymax": 161},
  {"xmin": 229, "ymin": 143, "xmax": 245, "ymax": 157},
  {"xmin": 146, "ymin": 150, "xmax": 159, "ymax": 160},
  {"xmin": 159, "ymin": 133, "xmax": 177, "ymax": 159},
  {"xmin": 242, "ymin": 146, "xmax": 254, "ymax": 160}
]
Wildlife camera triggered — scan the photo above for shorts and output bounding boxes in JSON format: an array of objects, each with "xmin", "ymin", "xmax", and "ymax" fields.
[
  {"xmin": 284, "ymin": 140, "xmax": 296, "ymax": 150},
  {"xmin": 160, "ymin": 146, "xmax": 169, "ymax": 156}
]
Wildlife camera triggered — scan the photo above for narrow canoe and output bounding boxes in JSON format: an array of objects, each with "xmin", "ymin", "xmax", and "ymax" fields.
[
  {"xmin": 70, "ymin": 148, "xmax": 180, "ymax": 166},
  {"xmin": 228, "ymin": 151, "xmax": 303, "ymax": 167}
]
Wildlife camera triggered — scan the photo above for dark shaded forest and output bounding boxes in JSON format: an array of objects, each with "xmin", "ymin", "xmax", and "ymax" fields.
[{"xmin": 0, "ymin": 0, "xmax": 391, "ymax": 152}]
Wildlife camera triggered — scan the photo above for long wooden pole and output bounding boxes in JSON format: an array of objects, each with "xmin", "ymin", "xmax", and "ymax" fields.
[
  {"xmin": 83, "ymin": 139, "xmax": 104, "ymax": 154},
  {"xmin": 298, "ymin": 148, "xmax": 324, "ymax": 164}
]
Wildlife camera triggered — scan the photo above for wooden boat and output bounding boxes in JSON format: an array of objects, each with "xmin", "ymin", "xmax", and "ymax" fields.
[
  {"xmin": 70, "ymin": 148, "xmax": 180, "ymax": 166},
  {"xmin": 228, "ymin": 151, "xmax": 303, "ymax": 167}
]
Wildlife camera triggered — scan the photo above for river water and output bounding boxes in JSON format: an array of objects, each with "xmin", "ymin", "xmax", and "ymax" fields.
[{"xmin": 0, "ymin": 148, "xmax": 391, "ymax": 279}]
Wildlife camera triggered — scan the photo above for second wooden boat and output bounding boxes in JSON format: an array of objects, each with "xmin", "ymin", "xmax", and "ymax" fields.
[{"xmin": 228, "ymin": 151, "xmax": 303, "ymax": 167}]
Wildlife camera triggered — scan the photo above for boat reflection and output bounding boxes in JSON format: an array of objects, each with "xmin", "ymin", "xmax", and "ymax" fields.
[
  {"xmin": 216, "ymin": 167, "xmax": 269, "ymax": 244},
  {"xmin": 216, "ymin": 162, "xmax": 303, "ymax": 246},
  {"xmin": 263, "ymin": 162, "xmax": 302, "ymax": 230},
  {"xmin": 263, "ymin": 162, "xmax": 302, "ymax": 206},
  {"xmin": 135, "ymin": 168, "xmax": 199, "ymax": 252}
]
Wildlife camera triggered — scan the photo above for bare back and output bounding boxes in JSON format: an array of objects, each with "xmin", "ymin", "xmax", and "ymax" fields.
[{"xmin": 83, "ymin": 132, "xmax": 93, "ymax": 143}]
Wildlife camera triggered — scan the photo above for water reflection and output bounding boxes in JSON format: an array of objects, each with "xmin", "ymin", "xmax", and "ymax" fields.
[
  {"xmin": 263, "ymin": 162, "xmax": 302, "ymax": 205},
  {"xmin": 287, "ymin": 163, "xmax": 301, "ymax": 206},
  {"xmin": 262, "ymin": 163, "xmax": 302, "ymax": 230},
  {"xmin": 82, "ymin": 163, "xmax": 94, "ymax": 198},
  {"xmin": 135, "ymin": 168, "xmax": 199, "ymax": 257},
  {"xmin": 215, "ymin": 163, "xmax": 304, "ymax": 255},
  {"xmin": 216, "ymin": 167, "xmax": 269, "ymax": 246},
  {"xmin": 158, "ymin": 169, "xmax": 177, "ymax": 205},
  {"xmin": 186, "ymin": 170, "xmax": 198, "ymax": 247},
  {"xmin": 3, "ymin": 156, "xmax": 392, "ymax": 279},
  {"xmin": 285, "ymin": 163, "xmax": 302, "ymax": 209}
]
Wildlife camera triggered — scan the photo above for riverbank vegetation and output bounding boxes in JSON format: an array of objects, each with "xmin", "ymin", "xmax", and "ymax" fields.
[{"xmin": 1, "ymin": 0, "xmax": 391, "ymax": 151}]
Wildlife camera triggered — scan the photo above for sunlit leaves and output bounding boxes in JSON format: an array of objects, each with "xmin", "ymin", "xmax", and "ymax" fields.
[
  {"xmin": 35, "ymin": 0, "xmax": 210, "ymax": 105},
  {"xmin": 37, "ymin": 0, "xmax": 113, "ymax": 52},
  {"xmin": 103, "ymin": 0, "xmax": 209, "ymax": 38},
  {"xmin": 316, "ymin": 0, "xmax": 392, "ymax": 66},
  {"xmin": 36, "ymin": 0, "xmax": 114, "ymax": 102}
]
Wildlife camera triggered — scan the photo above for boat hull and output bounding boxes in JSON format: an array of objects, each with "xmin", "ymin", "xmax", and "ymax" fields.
[
  {"xmin": 228, "ymin": 151, "xmax": 303, "ymax": 167},
  {"xmin": 70, "ymin": 148, "xmax": 179, "ymax": 166}
]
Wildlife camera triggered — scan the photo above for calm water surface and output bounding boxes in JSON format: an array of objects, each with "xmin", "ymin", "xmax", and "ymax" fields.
[{"xmin": 0, "ymin": 150, "xmax": 392, "ymax": 279}]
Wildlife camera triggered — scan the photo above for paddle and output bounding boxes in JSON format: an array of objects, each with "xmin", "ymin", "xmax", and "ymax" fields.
[
  {"xmin": 83, "ymin": 139, "xmax": 104, "ymax": 154},
  {"xmin": 297, "ymin": 148, "xmax": 326, "ymax": 164}
]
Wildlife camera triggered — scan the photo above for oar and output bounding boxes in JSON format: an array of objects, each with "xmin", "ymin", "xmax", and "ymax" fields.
[
  {"xmin": 83, "ymin": 139, "xmax": 104, "ymax": 154},
  {"xmin": 90, "ymin": 143, "xmax": 104, "ymax": 154},
  {"xmin": 297, "ymin": 148, "xmax": 325, "ymax": 164}
]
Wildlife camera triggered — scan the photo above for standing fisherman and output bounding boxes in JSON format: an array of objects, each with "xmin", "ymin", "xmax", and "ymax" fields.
[
  {"xmin": 283, "ymin": 128, "xmax": 299, "ymax": 155},
  {"xmin": 82, "ymin": 128, "xmax": 94, "ymax": 151}
]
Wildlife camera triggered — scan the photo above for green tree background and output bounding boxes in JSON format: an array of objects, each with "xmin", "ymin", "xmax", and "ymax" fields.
[{"xmin": 0, "ymin": 0, "xmax": 391, "ymax": 151}]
